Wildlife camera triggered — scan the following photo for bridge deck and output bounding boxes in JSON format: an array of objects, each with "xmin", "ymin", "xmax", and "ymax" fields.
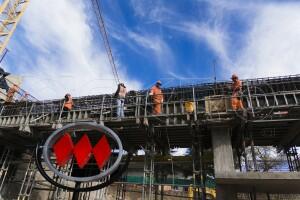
[{"xmin": 0, "ymin": 74, "xmax": 299, "ymax": 149}]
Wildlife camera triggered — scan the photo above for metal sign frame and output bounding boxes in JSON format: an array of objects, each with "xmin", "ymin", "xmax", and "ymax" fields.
[{"xmin": 35, "ymin": 122, "xmax": 129, "ymax": 192}]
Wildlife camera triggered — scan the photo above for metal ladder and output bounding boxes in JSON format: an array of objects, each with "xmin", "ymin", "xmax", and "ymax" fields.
[
  {"xmin": 17, "ymin": 152, "xmax": 37, "ymax": 200},
  {"xmin": 115, "ymin": 171, "xmax": 127, "ymax": 200},
  {"xmin": 142, "ymin": 143, "xmax": 155, "ymax": 200},
  {"xmin": 52, "ymin": 161, "xmax": 73, "ymax": 200},
  {"xmin": 0, "ymin": 148, "xmax": 12, "ymax": 196}
]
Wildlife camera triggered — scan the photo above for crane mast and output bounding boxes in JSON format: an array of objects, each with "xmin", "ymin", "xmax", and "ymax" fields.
[{"xmin": 0, "ymin": 0, "xmax": 30, "ymax": 55}]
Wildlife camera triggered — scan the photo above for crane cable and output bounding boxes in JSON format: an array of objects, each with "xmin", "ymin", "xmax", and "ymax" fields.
[{"xmin": 91, "ymin": 0, "xmax": 120, "ymax": 85}]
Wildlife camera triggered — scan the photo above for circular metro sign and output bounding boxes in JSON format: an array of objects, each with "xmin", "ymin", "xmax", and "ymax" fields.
[{"xmin": 36, "ymin": 122, "xmax": 128, "ymax": 191}]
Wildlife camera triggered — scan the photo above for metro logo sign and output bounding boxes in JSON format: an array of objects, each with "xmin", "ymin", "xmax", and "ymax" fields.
[
  {"xmin": 53, "ymin": 133, "xmax": 111, "ymax": 169},
  {"xmin": 53, "ymin": 134, "xmax": 73, "ymax": 166},
  {"xmin": 36, "ymin": 122, "xmax": 131, "ymax": 192},
  {"xmin": 40, "ymin": 122, "xmax": 124, "ymax": 184}
]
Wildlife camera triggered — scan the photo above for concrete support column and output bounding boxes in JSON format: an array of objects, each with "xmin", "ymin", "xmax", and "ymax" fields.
[
  {"xmin": 212, "ymin": 127, "xmax": 235, "ymax": 174},
  {"xmin": 211, "ymin": 127, "xmax": 236, "ymax": 200}
]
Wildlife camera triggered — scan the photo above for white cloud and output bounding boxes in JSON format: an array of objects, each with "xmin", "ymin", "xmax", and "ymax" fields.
[
  {"xmin": 182, "ymin": 22, "xmax": 230, "ymax": 66},
  {"xmin": 129, "ymin": 1, "xmax": 233, "ymax": 74},
  {"xmin": 9, "ymin": 0, "xmax": 300, "ymax": 97},
  {"xmin": 172, "ymin": 1, "xmax": 300, "ymax": 79},
  {"xmin": 107, "ymin": 22, "xmax": 175, "ymax": 73},
  {"xmin": 127, "ymin": 31, "xmax": 174, "ymax": 70},
  {"xmin": 195, "ymin": 1, "xmax": 300, "ymax": 78},
  {"xmin": 128, "ymin": 31, "xmax": 162, "ymax": 53},
  {"xmin": 8, "ymin": 0, "xmax": 141, "ymax": 100},
  {"xmin": 130, "ymin": 0, "xmax": 171, "ymax": 22},
  {"xmin": 233, "ymin": 3, "xmax": 300, "ymax": 78}
]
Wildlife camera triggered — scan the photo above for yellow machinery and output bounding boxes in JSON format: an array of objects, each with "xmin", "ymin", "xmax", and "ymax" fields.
[
  {"xmin": 0, "ymin": 0, "xmax": 30, "ymax": 55},
  {"xmin": 188, "ymin": 185, "xmax": 216, "ymax": 199},
  {"xmin": 185, "ymin": 101, "xmax": 195, "ymax": 113}
]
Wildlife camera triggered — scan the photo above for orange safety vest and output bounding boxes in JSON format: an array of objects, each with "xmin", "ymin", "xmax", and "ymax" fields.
[
  {"xmin": 6, "ymin": 85, "xmax": 18, "ymax": 102},
  {"xmin": 64, "ymin": 96, "xmax": 73, "ymax": 110},
  {"xmin": 150, "ymin": 86, "xmax": 163, "ymax": 104},
  {"xmin": 232, "ymin": 80, "xmax": 242, "ymax": 96},
  {"xmin": 231, "ymin": 80, "xmax": 244, "ymax": 110}
]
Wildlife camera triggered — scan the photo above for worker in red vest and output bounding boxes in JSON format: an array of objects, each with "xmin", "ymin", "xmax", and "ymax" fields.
[
  {"xmin": 149, "ymin": 80, "xmax": 164, "ymax": 115},
  {"xmin": 231, "ymin": 74, "xmax": 244, "ymax": 110}
]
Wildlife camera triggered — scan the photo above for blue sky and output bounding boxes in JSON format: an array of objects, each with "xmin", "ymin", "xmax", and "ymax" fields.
[{"xmin": 2, "ymin": 0, "xmax": 300, "ymax": 99}]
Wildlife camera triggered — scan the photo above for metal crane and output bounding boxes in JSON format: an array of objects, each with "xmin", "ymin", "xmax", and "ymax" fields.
[
  {"xmin": 0, "ymin": 0, "xmax": 30, "ymax": 56},
  {"xmin": 0, "ymin": 0, "xmax": 38, "ymax": 102}
]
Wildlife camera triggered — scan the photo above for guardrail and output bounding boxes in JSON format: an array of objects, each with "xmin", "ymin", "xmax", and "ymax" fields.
[{"xmin": 0, "ymin": 80, "xmax": 299, "ymax": 128}]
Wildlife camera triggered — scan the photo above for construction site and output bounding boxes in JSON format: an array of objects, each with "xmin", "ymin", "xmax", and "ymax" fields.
[{"xmin": 0, "ymin": 0, "xmax": 300, "ymax": 200}]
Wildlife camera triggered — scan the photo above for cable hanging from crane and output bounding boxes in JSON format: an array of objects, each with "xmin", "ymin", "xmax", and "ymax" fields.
[{"xmin": 91, "ymin": 0, "xmax": 120, "ymax": 85}]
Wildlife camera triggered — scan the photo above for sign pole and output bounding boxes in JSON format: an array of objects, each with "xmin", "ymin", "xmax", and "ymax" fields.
[{"xmin": 72, "ymin": 182, "xmax": 81, "ymax": 200}]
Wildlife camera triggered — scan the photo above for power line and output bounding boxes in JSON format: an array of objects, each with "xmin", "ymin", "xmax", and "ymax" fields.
[{"xmin": 91, "ymin": 0, "xmax": 120, "ymax": 85}]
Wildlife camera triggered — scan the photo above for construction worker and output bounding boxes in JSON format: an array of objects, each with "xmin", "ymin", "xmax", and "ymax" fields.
[
  {"xmin": 149, "ymin": 80, "xmax": 164, "ymax": 115},
  {"xmin": 6, "ymin": 84, "xmax": 18, "ymax": 103},
  {"xmin": 114, "ymin": 83, "xmax": 127, "ymax": 119},
  {"xmin": 62, "ymin": 93, "xmax": 73, "ymax": 118},
  {"xmin": 231, "ymin": 74, "xmax": 244, "ymax": 110},
  {"xmin": 0, "ymin": 67, "xmax": 10, "ymax": 93}
]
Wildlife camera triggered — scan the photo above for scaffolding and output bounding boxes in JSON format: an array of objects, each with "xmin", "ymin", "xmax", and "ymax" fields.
[
  {"xmin": 142, "ymin": 127, "xmax": 156, "ymax": 200},
  {"xmin": 0, "ymin": 75, "xmax": 298, "ymax": 199},
  {"xmin": 286, "ymin": 146, "xmax": 300, "ymax": 172}
]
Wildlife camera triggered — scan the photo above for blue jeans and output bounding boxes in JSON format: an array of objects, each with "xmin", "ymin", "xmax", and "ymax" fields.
[{"xmin": 117, "ymin": 98, "xmax": 125, "ymax": 118}]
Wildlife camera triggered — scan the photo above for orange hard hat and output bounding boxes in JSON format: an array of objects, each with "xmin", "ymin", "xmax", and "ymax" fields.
[{"xmin": 231, "ymin": 74, "xmax": 238, "ymax": 80}]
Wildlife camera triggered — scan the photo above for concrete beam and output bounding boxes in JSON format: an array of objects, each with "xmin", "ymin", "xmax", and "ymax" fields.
[{"xmin": 215, "ymin": 172, "xmax": 300, "ymax": 193}]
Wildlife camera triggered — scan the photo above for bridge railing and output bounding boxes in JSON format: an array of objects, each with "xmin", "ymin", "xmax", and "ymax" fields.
[{"xmin": 0, "ymin": 82, "xmax": 299, "ymax": 126}]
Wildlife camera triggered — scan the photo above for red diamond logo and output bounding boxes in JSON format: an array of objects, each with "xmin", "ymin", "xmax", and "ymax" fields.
[
  {"xmin": 73, "ymin": 134, "xmax": 93, "ymax": 169},
  {"xmin": 93, "ymin": 135, "xmax": 111, "ymax": 169},
  {"xmin": 53, "ymin": 133, "xmax": 112, "ymax": 169},
  {"xmin": 53, "ymin": 133, "xmax": 74, "ymax": 167}
]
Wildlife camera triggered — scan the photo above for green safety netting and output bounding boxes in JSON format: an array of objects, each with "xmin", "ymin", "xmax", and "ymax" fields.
[{"xmin": 122, "ymin": 176, "xmax": 216, "ymax": 188}]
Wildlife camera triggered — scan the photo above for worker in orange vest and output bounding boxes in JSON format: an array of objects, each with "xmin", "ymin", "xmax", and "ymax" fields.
[
  {"xmin": 5, "ymin": 84, "xmax": 18, "ymax": 103},
  {"xmin": 62, "ymin": 93, "xmax": 73, "ymax": 118},
  {"xmin": 231, "ymin": 74, "xmax": 244, "ymax": 110},
  {"xmin": 149, "ymin": 80, "xmax": 164, "ymax": 115}
]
